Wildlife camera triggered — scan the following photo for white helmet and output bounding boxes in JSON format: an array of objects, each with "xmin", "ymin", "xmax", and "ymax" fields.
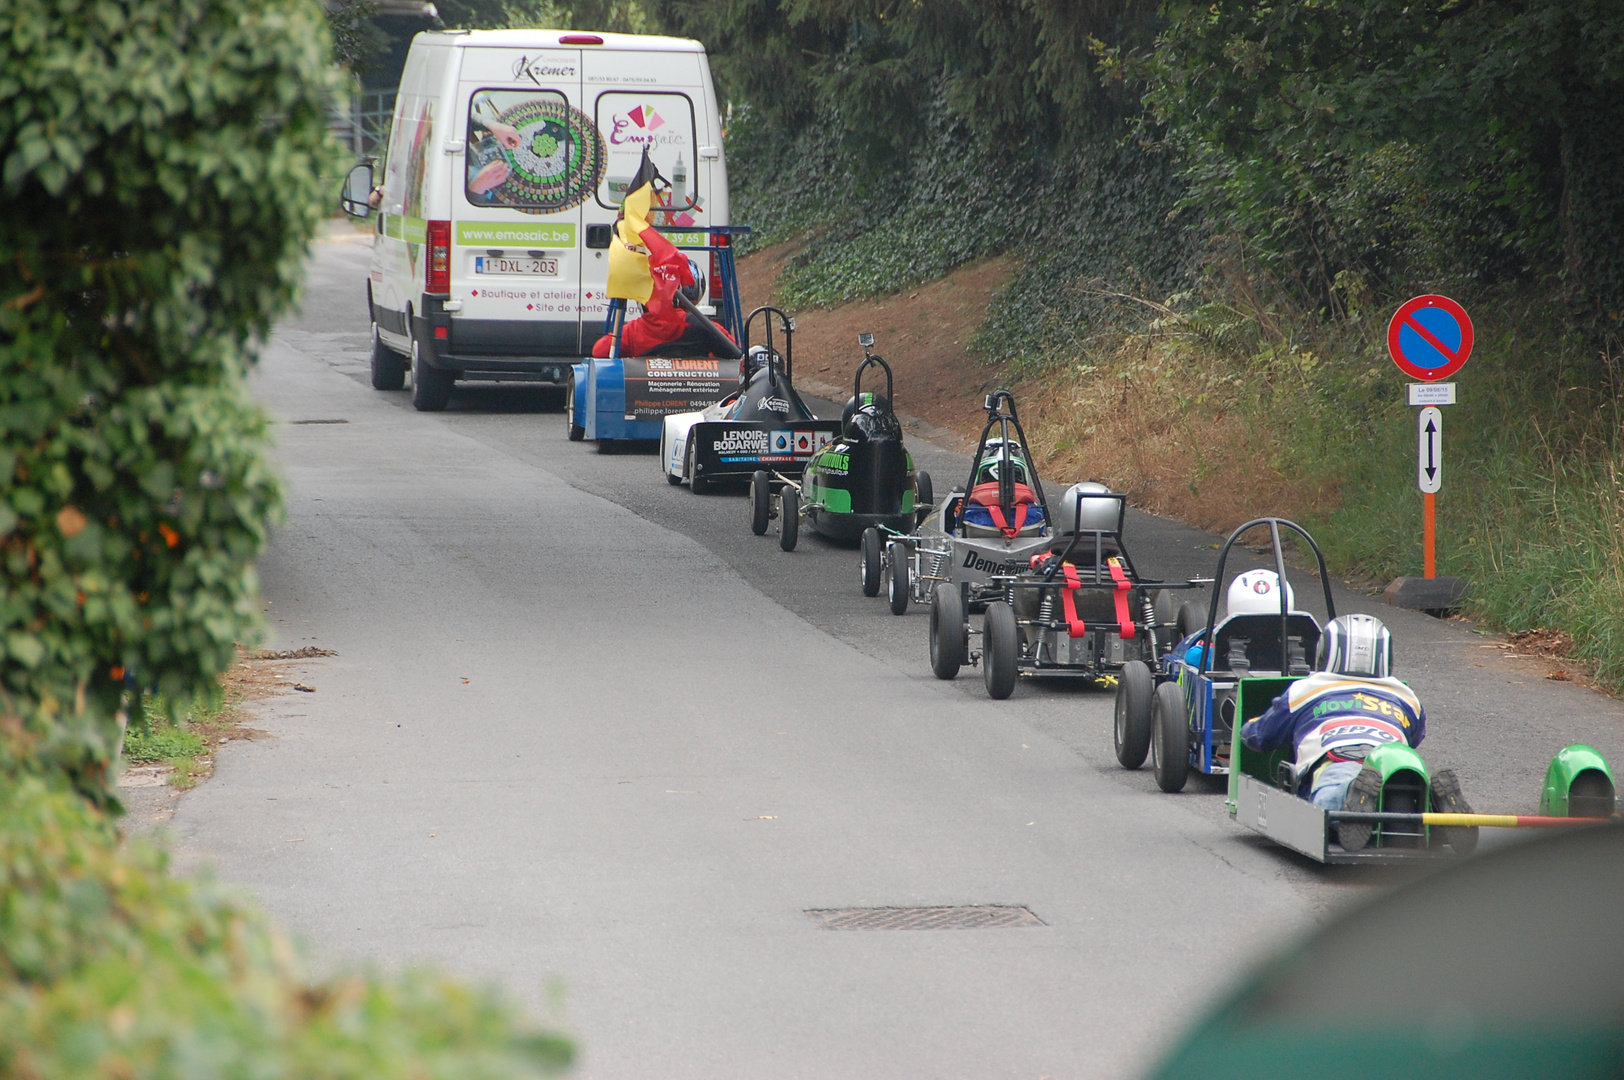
[
  {"xmin": 1056, "ymin": 482, "xmax": 1118, "ymax": 535},
  {"xmin": 1226, "ymin": 569, "xmax": 1294, "ymax": 617},
  {"xmin": 1318, "ymin": 613, "xmax": 1393, "ymax": 678}
]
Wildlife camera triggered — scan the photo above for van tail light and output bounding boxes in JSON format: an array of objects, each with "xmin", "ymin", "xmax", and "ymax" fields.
[
  {"xmin": 560, "ymin": 33, "xmax": 604, "ymax": 45},
  {"xmin": 426, "ymin": 219, "xmax": 451, "ymax": 294}
]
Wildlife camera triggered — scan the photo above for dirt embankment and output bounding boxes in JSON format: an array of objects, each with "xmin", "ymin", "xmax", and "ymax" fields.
[{"xmin": 736, "ymin": 247, "xmax": 1331, "ymax": 534}]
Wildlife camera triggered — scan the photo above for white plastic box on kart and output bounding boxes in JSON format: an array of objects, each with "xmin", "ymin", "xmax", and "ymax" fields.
[{"xmin": 338, "ymin": 29, "xmax": 729, "ymax": 411}]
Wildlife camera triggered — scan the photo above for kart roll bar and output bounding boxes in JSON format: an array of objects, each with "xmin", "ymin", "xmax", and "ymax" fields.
[
  {"xmin": 854, "ymin": 334, "xmax": 895, "ymax": 410},
  {"xmin": 962, "ymin": 390, "xmax": 1051, "ymax": 527},
  {"xmin": 1199, "ymin": 517, "xmax": 1335, "ymax": 675},
  {"xmin": 1045, "ymin": 491, "xmax": 1136, "ymax": 583},
  {"xmin": 743, "ymin": 306, "xmax": 794, "ymax": 385}
]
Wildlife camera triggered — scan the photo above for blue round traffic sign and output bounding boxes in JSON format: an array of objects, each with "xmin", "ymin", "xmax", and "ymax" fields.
[{"xmin": 1387, "ymin": 294, "xmax": 1473, "ymax": 381}]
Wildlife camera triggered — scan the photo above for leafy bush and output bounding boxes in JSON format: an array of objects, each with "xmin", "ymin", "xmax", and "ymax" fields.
[
  {"xmin": 0, "ymin": 0, "xmax": 341, "ymax": 801},
  {"xmin": 0, "ymin": 775, "xmax": 573, "ymax": 1079}
]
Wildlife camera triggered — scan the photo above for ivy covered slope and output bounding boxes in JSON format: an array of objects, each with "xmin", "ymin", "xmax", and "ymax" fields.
[{"xmin": 0, "ymin": 0, "xmax": 570, "ymax": 1073}]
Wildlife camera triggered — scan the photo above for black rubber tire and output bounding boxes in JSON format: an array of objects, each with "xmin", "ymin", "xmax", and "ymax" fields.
[
  {"xmin": 887, "ymin": 542, "xmax": 910, "ymax": 615},
  {"xmin": 688, "ymin": 441, "xmax": 710, "ymax": 494},
  {"xmin": 565, "ymin": 371, "xmax": 584, "ymax": 441},
  {"xmin": 982, "ymin": 601, "xmax": 1019, "ymax": 699},
  {"xmin": 1151, "ymin": 680, "xmax": 1191, "ymax": 793},
  {"xmin": 915, "ymin": 470, "xmax": 934, "ymax": 512},
  {"xmin": 860, "ymin": 528, "xmax": 883, "ymax": 596},
  {"xmin": 410, "ymin": 337, "xmax": 453, "ymax": 412},
  {"xmin": 779, "ymin": 487, "xmax": 799, "ymax": 551},
  {"xmin": 750, "ymin": 471, "xmax": 771, "ymax": 536},
  {"xmin": 929, "ymin": 582, "xmax": 965, "ymax": 680},
  {"xmin": 370, "ymin": 322, "xmax": 406, "ymax": 391},
  {"xmin": 1114, "ymin": 660, "xmax": 1154, "ymax": 769},
  {"xmin": 1176, "ymin": 600, "xmax": 1209, "ymax": 642},
  {"xmin": 667, "ymin": 470, "xmax": 681, "ymax": 485}
]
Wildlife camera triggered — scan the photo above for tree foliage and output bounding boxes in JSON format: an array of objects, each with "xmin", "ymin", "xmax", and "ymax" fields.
[
  {"xmin": 1150, "ymin": 0, "xmax": 1624, "ymax": 328},
  {"xmin": 0, "ymin": 0, "xmax": 341, "ymax": 801}
]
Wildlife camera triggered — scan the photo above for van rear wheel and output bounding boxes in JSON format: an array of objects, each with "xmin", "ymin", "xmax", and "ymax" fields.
[
  {"xmin": 370, "ymin": 322, "xmax": 406, "ymax": 391},
  {"xmin": 411, "ymin": 337, "xmax": 452, "ymax": 412}
]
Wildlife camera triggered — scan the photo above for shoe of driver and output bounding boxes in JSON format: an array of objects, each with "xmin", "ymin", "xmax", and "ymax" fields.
[
  {"xmin": 1337, "ymin": 765, "xmax": 1383, "ymax": 852},
  {"xmin": 1430, "ymin": 767, "xmax": 1479, "ymax": 856}
]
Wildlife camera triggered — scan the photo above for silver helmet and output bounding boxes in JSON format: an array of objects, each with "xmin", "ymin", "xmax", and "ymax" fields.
[
  {"xmin": 1056, "ymin": 482, "xmax": 1119, "ymax": 535},
  {"xmin": 1318, "ymin": 613, "xmax": 1393, "ymax": 678}
]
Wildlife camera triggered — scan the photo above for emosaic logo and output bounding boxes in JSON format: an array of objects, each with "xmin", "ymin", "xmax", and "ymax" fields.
[
  {"xmin": 512, "ymin": 55, "xmax": 576, "ymax": 85},
  {"xmin": 610, "ymin": 104, "xmax": 684, "ymax": 147}
]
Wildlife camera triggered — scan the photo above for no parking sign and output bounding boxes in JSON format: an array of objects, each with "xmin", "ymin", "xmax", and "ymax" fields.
[{"xmin": 1388, "ymin": 294, "xmax": 1473, "ymax": 381}]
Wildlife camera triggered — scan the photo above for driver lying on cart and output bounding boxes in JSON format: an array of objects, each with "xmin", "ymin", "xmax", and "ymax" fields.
[
  {"xmin": 1239, "ymin": 612, "xmax": 1472, "ymax": 850},
  {"xmin": 590, "ymin": 251, "xmax": 737, "ymax": 359}
]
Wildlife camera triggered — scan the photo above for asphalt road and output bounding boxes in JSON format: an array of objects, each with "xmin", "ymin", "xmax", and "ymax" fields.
[{"xmin": 171, "ymin": 230, "xmax": 1624, "ymax": 1079}]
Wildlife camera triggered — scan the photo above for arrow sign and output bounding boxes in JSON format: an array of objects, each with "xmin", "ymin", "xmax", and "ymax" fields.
[{"xmin": 1418, "ymin": 406, "xmax": 1442, "ymax": 493}]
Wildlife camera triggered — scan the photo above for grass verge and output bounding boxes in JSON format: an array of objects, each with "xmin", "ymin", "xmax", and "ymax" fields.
[{"xmin": 995, "ymin": 277, "xmax": 1624, "ymax": 692}]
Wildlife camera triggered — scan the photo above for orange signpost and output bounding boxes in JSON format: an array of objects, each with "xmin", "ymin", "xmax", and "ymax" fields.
[{"xmin": 1384, "ymin": 298, "xmax": 1469, "ymax": 609}]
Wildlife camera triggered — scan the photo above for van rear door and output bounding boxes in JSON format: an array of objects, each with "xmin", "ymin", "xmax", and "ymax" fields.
[
  {"xmin": 452, "ymin": 47, "xmax": 592, "ymax": 356},
  {"xmin": 582, "ymin": 48, "xmax": 712, "ymax": 329}
]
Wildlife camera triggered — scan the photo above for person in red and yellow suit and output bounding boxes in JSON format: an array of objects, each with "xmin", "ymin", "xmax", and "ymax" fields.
[{"xmin": 591, "ymin": 150, "xmax": 734, "ymax": 358}]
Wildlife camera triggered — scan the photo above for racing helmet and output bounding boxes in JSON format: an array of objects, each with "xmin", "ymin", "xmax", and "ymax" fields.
[
  {"xmin": 1056, "ymin": 482, "xmax": 1119, "ymax": 535},
  {"xmin": 742, "ymin": 344, "xmax": 773, "ymax": 381},
  {"xmin": 975, "ymin": 439, "xmax": 1030, "ymax": 487},
  {"xmin": 1318, "ymin": 613, "xmax": 1394, "ymax": 678},
  {"xmin": 679, "ymin": 257, "xmax": 706, "ymax": 304},
  {"xmin": 1226, "ymin": 569, "xmax": 1295, "ymax": 617}
]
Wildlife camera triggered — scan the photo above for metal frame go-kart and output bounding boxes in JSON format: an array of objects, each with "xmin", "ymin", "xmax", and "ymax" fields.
[
  {"xmin": 862, "ymin": 388, "xmax": 1055, "ymax": 631},
  {"xmin": 1127, "ymin": 517, "xmax": 1622, "ymax": 864},
  {"xmin": 958, "ymin": 490, "xmax": 1211, "ymax": 699},
  {"xmin": 660, "ymin": 306, "xmax": 841, "ymax": 493},
  {"xmin": 747, "ymin": 332, "xmax": 931, "ymax": 552}
]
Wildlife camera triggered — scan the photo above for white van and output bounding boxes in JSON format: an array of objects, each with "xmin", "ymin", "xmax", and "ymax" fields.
[{"xmin": 342, "ymin": 29, "xmax": 729, "ymax": 411}]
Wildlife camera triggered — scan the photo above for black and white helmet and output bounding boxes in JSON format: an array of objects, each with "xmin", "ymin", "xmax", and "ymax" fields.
[
  {"xmin": 680, "ymin": 256, "xmax": 706, "ymax": 304},
  {"xmin": 1056, "ymin": 482, "xmax": 1118, "ymax": 535},
  {"xmin": 1318, "ymin": 614, "xmax": 1393, "ymax": 678}
]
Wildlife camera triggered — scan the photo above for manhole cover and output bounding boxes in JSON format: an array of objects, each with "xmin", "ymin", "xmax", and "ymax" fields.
[{"xmin": 805, "ymin": 905, "xmax": 1045, "ymax": 931}]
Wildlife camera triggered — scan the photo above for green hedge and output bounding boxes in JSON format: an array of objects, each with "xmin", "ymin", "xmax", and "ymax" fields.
[
  {"xmin": 0, "ymin": 776, "xmax": 572, "ymax": 1079},
  {"xmin": 0, "ymin": 0, "xmax": 331, "ymax": 801}
]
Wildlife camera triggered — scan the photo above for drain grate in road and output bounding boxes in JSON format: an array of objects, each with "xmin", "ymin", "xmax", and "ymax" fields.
[{"xmin": 805, "ymin": 905, "xmax": 1045, "ymax": 931}]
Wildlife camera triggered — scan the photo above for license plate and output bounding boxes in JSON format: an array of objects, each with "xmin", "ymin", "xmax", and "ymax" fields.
[{"xmin": 474, "ymin": 256, "xmax": 558, "ymax": 276}]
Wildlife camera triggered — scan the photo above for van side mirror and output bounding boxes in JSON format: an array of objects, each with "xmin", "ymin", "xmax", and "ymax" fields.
[
  {"xmin": 340, "ymin": 162, "xmax": 374, "ymax": 219},
  {"xmin": 858, "ymin": 332, "xmax": 874, "ymax": 348}
]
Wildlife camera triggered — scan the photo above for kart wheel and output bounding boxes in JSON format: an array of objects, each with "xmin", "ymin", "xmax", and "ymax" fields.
[
  {"xmin": 887, "ymin": 542, "xmax": 910, "ymax": 615},
  {"xmin": 667, "ymin": 471, "xmax": 681, "ymax": 485},
  {"xmin": 779, "ymin": 488, "xmax": 799, "ymax": 551},
  {"xmin": 688, "ymin": 441, "xmax": 709, "ymax": 494},
  {"xmin": 860, "ymin": 528, "xmax": 883, "ymax": 597},
  {"xmin": 983, "ymin": 601, "xmax": 1018, "ymax": 699},
  {"xmin": 1114, "ymin": 660, "xmax": 1154, "ymax": 770},
  {"xmin": 566, "ymin": 371, "xmax": 584, "ymax": 441},
  {"xmin": 1151, "ymin": 681, "xmax": 1190, "ymax": 793},
  {"xmin": 915, "ymin": 470, "xmax": 934, "ymax": 512},
  {"xmin": 370, "ymin": 321, "xmax": 406, "ymax": 391},
  {"xmin": 930, "ymin": 582, "xmax": 965, "ymax": 680},
  {"xmin": 1176, "ymin": 600, "xmax": 1209, "ymax": 643},
  {"xmin": 411, "ymin": 336, "xmax": 453, "ymax": 412},
  {"xmin": 750, "ymin": 471, "xmax": 771, "ymax": 536}
]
